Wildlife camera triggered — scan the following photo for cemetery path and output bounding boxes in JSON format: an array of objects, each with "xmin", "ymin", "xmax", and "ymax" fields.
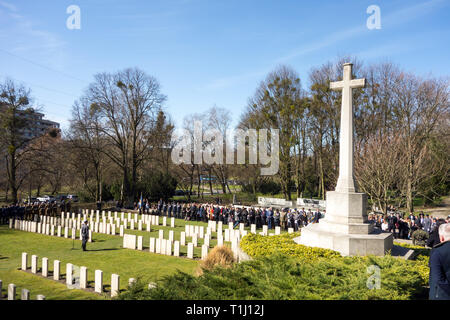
[{"xmin": 417, "ymin": 195, "xmax": 450, "ymax": 218}]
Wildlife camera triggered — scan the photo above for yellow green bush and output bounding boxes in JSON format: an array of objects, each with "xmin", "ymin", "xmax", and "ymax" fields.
[{"xmin": 240, "ymin": 233, "xmax": 341, "ymax": 261}]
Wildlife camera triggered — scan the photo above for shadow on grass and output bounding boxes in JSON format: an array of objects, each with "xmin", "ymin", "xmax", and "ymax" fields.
[{"xmin": 85, "ymin": 248, "xmax": 119, "ymax": 252}]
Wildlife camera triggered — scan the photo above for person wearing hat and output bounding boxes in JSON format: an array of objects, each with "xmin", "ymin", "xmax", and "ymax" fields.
[{"xmin": 81, "ymin": 220, "xmax": 90, "ymax": 251}]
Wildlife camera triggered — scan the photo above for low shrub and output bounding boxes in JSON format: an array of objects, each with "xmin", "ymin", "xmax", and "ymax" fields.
[
  {"xmin": 117, "ymin": 232, "xmax": 430, "ymax": 300},
  {"xmin": 117, "ymin": 254, "xmax": 428, "ymax": 300},
  {"xmin": 411, "ymin": 230, "xmax": 429, "ymax": 246},
  {"xmin": 197, "ymin": 245, "xmax": 236, "ymax": 275},
  {"xmin": 239, "ymin": 233, "xmax": 341, "ymax": 261},
  {"xmin": 394, "ymin": 241, "xmax": 431, "ymax": 257}
]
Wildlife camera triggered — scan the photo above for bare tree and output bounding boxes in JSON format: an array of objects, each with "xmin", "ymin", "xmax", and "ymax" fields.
[{"xmin": 85, "ymin": 67, "xmax": 166, "ymax": 204}]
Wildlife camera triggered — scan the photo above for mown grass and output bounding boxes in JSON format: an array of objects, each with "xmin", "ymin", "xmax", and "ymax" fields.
[{"xmin": 0, "ymin": 224, "xmax": 199, "ymax": 300}]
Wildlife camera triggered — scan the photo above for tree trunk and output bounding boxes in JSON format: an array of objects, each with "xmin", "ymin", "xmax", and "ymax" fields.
[
  {"xmin": 406, "ymin": 177, "xmax": 414, "ymax": 214},
  {"xmin": 208, "ymin": 169, "xmax": 213, "ymax": 195},
  {"xmin": 10, "ymin": 153, "xmax": 18, "ymax": 203}
]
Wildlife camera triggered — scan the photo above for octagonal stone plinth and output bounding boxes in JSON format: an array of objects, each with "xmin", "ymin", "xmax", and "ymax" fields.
[{"xmin": 295, "ymin": 223, "xmax": 393, "ymax": 256}]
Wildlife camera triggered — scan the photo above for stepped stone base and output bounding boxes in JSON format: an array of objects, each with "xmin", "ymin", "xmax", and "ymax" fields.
[
  {"xmin": 295, "ymin": 223, "xmax": 393, "ymax": 256},
  {"xmin": 295, "ymin": 190, "xmax": 393, "ymax": 256}
]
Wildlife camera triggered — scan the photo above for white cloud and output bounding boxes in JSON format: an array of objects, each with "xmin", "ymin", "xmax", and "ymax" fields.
[
  {"xmin": 0, "ymin": 0, "xmax": 17, "ymax": 12},
  {"xmin": 275, "ymin": 0, "xmax": 447, "ymax": 64},
  {"xmin": 0, "ymin": 1, "xmax": 67, "ymax": 69}
]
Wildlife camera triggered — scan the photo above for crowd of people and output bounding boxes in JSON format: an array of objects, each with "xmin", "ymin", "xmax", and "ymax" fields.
[
  {"xmin": 368, "ymin": 207, "xmax": 450, "ymax": 247},
  {"xmin": 3, "ymin": 198, "xmax": 449, "ymax": 241},
  {"xmin": 134, "ymin": 200, "xmax": 324, "ymax": 231},
  {"xmin": 0, "ymin": 200, "xmax": 73, "ymax": 224}
]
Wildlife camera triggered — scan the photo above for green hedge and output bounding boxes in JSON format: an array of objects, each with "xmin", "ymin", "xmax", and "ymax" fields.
[
  {"xmin": 117, "ymin": 233, "xmax": 430, "ymax": 300},
  {"xmin": 240, "ymin": 233, "xmax": 341, "ymax": 261},
  {"xmin": 117, "ymin": 254, "xmax": 428, "ymax": 300}
]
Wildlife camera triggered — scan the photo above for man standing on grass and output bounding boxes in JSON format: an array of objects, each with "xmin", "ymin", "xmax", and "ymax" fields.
[
  {"xmin": 429, "ymin": 223, "xmax": 450, "ymax": 300},
  {"xmin": 81, "ymin": 220, "xmax": 90, "ymax": 251}
]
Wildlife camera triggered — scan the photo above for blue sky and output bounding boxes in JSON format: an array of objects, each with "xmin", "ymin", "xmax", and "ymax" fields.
[{"xmin": 0, "ymin": 0, "xmax": 449, "ymax": 131}]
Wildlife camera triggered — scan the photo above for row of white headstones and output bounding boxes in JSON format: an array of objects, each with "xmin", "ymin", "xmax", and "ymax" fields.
[
  {"xmin": 9, "ymin": 211, "xmax": 296, "ymax": 298},
  {"xmin": 10, "ymin": 210, "xmax": 296, "ymax": 260},
  {"xmin": 19, "ymin": 252, "xmax": 128, "ymax": 297},
  {"xmin": 0, "ymin": 279, "xmax": 45, "ymax": 300}
]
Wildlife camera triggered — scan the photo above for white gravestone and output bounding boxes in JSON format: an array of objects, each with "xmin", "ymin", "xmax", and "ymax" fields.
[
  {"xmin": 187, "ymin": 243, "xmax": 194, "ymax": 259},
  {"xmin": 161, "ymin": 238, "xmax": 166, "ymax": 254},
  {"xmin": 149, "ymin": 237, "xmax": 156, "ymax": 253},
  {"xmin": 21, "ymin": 289, "xmax": 30, "ymax": 300},
  {"xmin": 66, "ymin": 263, "xmax": 73, "ymax": 285},
  {"xmin": 111, "ymin": 274, "xmax": 120, "ymax": 297},
  {"xmin": 201, "ymin": 245, "xmax": 208, "ymax": 260},
  {"xmin": 8, "ymin": 284, "xmax": 16, "ymax": 300},
  {"xmin": 42, "ymin": 257, "xmax": 48, "ymax": 277},
  {"xmin": 275, "ymin": 226, "xmax": 281, "ymax": 235},
  {"xmin": 123, "ymin": 234, "xmax": 137, "ymax": 250},
  {"xmin": 174, "ymin": 241, "xmax": 180, "ymax": 257},
  {"xmin": 21, "ymin": 252, "xmax": 28, "ymax": 270},
  {"xmin": 165, "ymin": 239, "xmax": 172, "ymax": 256},
  {"xmin": 180, "ymin": 232, "xmax": 186, "ymax": 246},
  {"xmin": 53, "ymin": 260, "xmax": 60, "ymax": 280},
  {"xmin": 95, "ymin": 270, "xmax": 103, "ymax": 293},
  {"xmin": 80, "ymin": 266, "xmax": 88, "ymax": 289},
  {"xmin": 155, "ymin": 238, "xmax": 161, "ymax": 254},
  {"xmin": 217, "ymin": 235, "xmax": 224, "ymax": 246},
  {"xmin": 31, "ymin": 255, "xmax": 38, "ymax": 274},
  {"xmin": 224, "ymin": 229, "xmax": 230, "ymax": 242},
  {"xmin": 137, "ymin": 236, "xmax": 143, "ymax": 250}
]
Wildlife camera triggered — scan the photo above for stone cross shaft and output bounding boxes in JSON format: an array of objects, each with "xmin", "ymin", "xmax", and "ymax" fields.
[{"xmin": 330, "ymin": 63, "xmax": 365, "ymax": 193}]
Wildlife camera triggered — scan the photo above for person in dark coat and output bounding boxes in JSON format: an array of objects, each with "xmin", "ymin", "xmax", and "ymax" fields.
[
  {"xmin": 429, "ymin": 223, "xmax": 450, "ymax": 300},
  {"xmin": 81, "ymin": 220, "xmax": 90, "ymax": 251},
  {"xmin": 427, "ymin": 219, "xmax": 447, "ymax": 248}
]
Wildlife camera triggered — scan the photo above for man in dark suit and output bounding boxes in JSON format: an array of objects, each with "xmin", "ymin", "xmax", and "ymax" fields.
[
  {"xmin": 429, "ymin": 223, "xmax": 450, "ymax": 300},
  {"xmin": 81, "ymin": 220, "xmax": 90, "ymax": 251},
  {"xmin": 157, "ymin": 199, "xmax": 163, "ymax": 215},
  {"xmin": 423, "ymin": 214, "xmax": 432, "ymax": 234}
]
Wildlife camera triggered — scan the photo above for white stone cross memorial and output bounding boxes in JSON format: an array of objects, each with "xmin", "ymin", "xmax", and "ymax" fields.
[{"xmin": 297, "ymin": 63, "xmax": 393, "ymax": 256}]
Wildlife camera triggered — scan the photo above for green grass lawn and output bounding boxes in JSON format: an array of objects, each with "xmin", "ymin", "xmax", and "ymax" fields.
[
  {"xmin": 0, "ymin": 224, "xmax": 200, "ymax": 300},
  {"xmin": 0, "ymin": 214, "xmax": 286, "ymax": 300}
]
